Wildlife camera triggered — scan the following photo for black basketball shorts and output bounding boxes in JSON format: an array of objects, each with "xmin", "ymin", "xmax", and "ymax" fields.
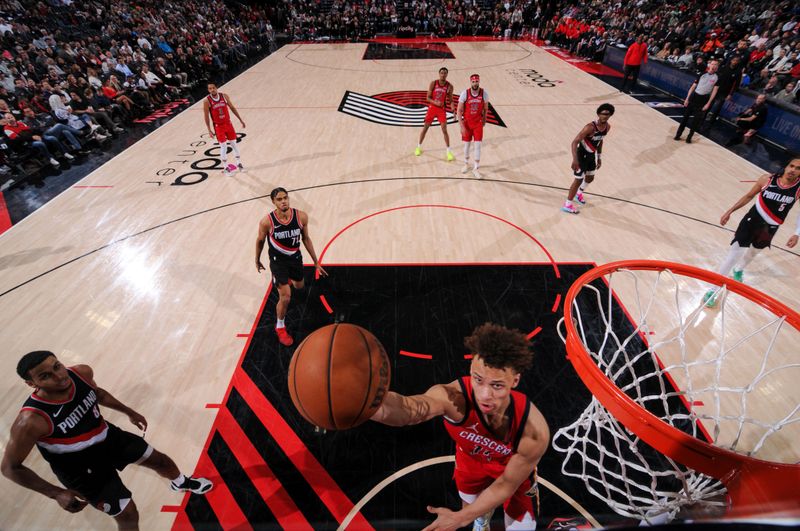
[
  {"xmin": 51, "ymin": 423, "xmax": 152, "ymax": 516},
  {"xmin": 574, "ymin": 147, "xmax": 597, "ymax": 178},
  {"xmin": 731, "ymin": 209, "xmax": 778, "ymax": 249},
  {"xmin": 269, "ymin": 252, "xmax": 304, "ymax": 286}
]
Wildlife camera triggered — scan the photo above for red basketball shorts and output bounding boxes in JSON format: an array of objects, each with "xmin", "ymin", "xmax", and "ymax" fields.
[
  {"xmin": 461, "ymin": 120, "xmax": 484, "ymax": 142},
  {"xmin": 453, "ymin": 453, "xmax": 535, "ymax": 521},
  {"xmin": 213, "ymin": 121, "xmax": 237, "ymax": 142},
  {"xmin": 424, "ymin": 105, "xmax": 447, "ymax": 125}
]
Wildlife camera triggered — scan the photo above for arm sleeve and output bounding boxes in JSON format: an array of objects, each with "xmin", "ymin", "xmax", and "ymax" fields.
[
  {"xmin": 458, "ymin": 90, "xmax": 467, "ymax": 103},
  {"xmin": 482, "ymin": 89, "xmax": 489, "ymax": 101}
]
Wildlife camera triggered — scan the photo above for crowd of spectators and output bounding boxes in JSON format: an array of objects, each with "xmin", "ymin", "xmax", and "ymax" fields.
[
  {"xmin": 0, "ymin": 0, "xmax": 276, "ymax": 179},
  {"xmin": 543, "ymin": 0, "xmax": 800, "ymax": 109},
  {"xmin": 2, "ymin": 0, "xmax": 798, "ymax": 179}
]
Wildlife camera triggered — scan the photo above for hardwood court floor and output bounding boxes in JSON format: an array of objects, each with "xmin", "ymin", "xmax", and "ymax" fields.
[{"xmin": 0, "ymin": 41, "xmax": 797, "ymax": 529}]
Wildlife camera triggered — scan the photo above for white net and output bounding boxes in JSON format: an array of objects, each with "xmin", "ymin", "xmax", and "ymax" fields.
[{"xmin": 553, "ymin": 266, "xmax": 800, "ymax": 523}]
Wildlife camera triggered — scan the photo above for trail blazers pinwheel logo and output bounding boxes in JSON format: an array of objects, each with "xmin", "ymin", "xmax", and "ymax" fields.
[{"xmin": 338, "ymin": 90, "xmax": 507, "ymax": 128}]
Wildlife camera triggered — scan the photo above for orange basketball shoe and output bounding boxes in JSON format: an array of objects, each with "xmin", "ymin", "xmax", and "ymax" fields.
[{"xmin": 276, "ymin": 327, "xmax": 294, "ymax": 346}]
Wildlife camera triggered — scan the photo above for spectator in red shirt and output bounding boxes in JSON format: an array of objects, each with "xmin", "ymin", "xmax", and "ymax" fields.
[
  {"xmin": 621, "ymin": 34, "xmax": 648, "ymax": 93},
  {"xmin": 2, "ymin": 112, "xmax": 73, "ymax": 167}
]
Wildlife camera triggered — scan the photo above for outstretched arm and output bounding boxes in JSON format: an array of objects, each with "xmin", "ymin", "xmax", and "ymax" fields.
[
  {"xmin": 371, "ymin": 381, "xmax": 461, "ymax": 427},
  {"xmin": 721, "ymin": 173, "xmax": 769, "ymax": 225}
]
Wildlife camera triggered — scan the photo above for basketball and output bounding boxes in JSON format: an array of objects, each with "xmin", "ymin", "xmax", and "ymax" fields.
[{"xmin": 288, "ymin": 323, "xmax": 391, "ymax": 430}]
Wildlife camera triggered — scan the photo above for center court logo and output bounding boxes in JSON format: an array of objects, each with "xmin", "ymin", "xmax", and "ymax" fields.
[
  {"xmin": 506, "ymin": 68, "xmax": 561, "ymax": 88},
  {"xmin": 338, "ymin": 90, "xmax": 506, "ymax": 128}
]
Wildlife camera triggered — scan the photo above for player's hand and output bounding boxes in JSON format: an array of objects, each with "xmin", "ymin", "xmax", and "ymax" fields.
[
  {"xmin": 128, "ymin": 411, "xmax": 147, "ymax": 431},
  {"xmin": 720, "ymin": 211, "xmax": 731, "ymax": 226},
  {"xmin": 240, "ymin": 121, "xmax": 246, "ymax": 128},
  {"xmin": 315, "ymin": 264, "xmax": 328, "ymax": 278},
  {"xmin": 256, "ymin": 260, "xmax": 265, "ymax": 273},
  {"xmin": 571, "ymin": 160, "xmax": 580, "ymax": 172},
  {"xmin": 596, "ymin": 158, "xmax": 602, "ymax": 169},
  {"xmin": 787, "ymin": 234, "xmax": 798, "ymax": 248},
  {"xmin": 702, "ymin": 105, "xmax": 710, "ymax": 111},
  {"xmin": 683, "ymin": 98, "xmax": 689, "ymax": 106},
  {"xmin": 208, "ymin": 129, "xmax": 215, "ymax": 138},
  {"xmin": 55, "ymin": 489, "xmax": 88, "ymax": 513},
  {"xmin": 422, "ymin": 506, "xmax": 471, "ymax": 531}
]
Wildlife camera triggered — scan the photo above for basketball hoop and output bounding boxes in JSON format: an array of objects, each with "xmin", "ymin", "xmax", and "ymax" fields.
[{"xmin": 554, "ymin": 260, "xmax": 800, "ymax": 522}]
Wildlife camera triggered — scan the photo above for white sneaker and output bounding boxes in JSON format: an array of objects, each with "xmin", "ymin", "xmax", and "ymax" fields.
[
  {"xmin": 472, "ymin": 167, "xmax": 481, "ymax": 179},
  {"xmin": 49, "ymin": 157, "xmax": 60, "ymax": 167},
  {"xmin": 64, "ymin": 152, "xmax": 75, "ymax": 160},
  {"xmin": 461, "ymin": 163, "xmax": 470, "ymax": 174}
]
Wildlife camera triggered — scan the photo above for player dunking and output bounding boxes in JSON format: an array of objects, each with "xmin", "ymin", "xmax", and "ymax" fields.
[
  {"xmin": 457, "ymin": 74, "xmax": 489, "ymax": 179},
  {"xmin": 562, "ymin": 103, "xmax": 615, "ymax": 214},
  {"xmin": 704, "ymin": 156, "xmax": 800, "ymax": 307},
  {"xmin": 371, "ymin": 323, "xmax": 549, "ymax": 531},
  {"xmin": 415, "ymin": 67, "xmax": 455, "ymax": 161},
  {"xmin": 2, "ymin": 351, "xmax": 212, "ymax": 530},
  {"xmin": 203, "ymin": 83, "xmax": 246, "ymax": 177},
  {"xmin": 255, "ymin": 187, "xmax": 327, "ymax": 346}
]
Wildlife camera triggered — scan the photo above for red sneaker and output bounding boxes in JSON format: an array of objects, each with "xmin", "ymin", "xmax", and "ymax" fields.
[{"xmin": 275, "ymin": 327, "xmax": 294, "ymax": 346}]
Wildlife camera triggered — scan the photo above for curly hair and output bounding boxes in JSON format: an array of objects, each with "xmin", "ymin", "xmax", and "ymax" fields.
[{"xmin": 463, "ymin": 323, "xmax": 533, "ymax": 374}]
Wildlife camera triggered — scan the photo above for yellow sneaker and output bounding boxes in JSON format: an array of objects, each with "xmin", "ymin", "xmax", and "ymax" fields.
[
  {"xmin": 446, "ymin": 151, "xmax": 455, "ymax": 161},
  {"xmin": 414, "ymin": 146, "xmax": 422, "ymax": 156}
]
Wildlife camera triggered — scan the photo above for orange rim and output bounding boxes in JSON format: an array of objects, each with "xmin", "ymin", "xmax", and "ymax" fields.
[{"xmin": 562, "ymin": 260, "xmax": 800, "ymax": 513}]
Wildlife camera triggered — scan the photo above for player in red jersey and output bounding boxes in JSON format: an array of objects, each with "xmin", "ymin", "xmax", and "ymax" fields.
[
  {"xmin": 371, "ymin": 323, "xmax": 549, "ymax": 531},
  {"xmin": 457, "ymin": 74, "xmax": 489, "ymax": 179},
  {"xmin": 415, "ymin": 67, "xmax": 455, "ymax": 162},
  {"xmin": 203, "ymin": 83, "xmax": 246, "ymax": 176}
]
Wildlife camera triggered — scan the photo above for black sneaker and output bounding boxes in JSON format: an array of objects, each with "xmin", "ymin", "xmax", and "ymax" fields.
[{"xmin": 170, "ymin": 475, "xmax": 213, "ymax": 494}]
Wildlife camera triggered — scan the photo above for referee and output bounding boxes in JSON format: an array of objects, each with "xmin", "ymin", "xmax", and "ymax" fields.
[{"xmin": 674, "ymin": 60, "xmax": 719, "ymax": 144}]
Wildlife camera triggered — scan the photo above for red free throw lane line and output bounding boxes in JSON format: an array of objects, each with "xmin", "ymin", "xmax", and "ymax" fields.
[
  {"xmin": 399, "ymin": 350, "xmax": 433, "ymax": 359},
  {"xmin": 215, "ymin": 407, "xmax": 313, "ymax": 530},
  {"xmin": 233, "ymin": 368, "xmax": 373, "ymax": 529},
  {"xmin": 170, "ymin": 283, "xmax": 274, "ymax": 521},
  {"xmin": 319, "ymin": 294, "xmax": 333, "ymax": 314},
  {"xmin": 0, "ymin": 189, "xmax": 11, "ymax": 235},
  {"xmin": 317, "ymin": 204, "xmax": 560, "ymax": 279},
  {"xmin": 526, "ymin": 327, "xmax": 542, "ymax": 340},
  {"xmin": 551, "ymin": 294, "xmax": 562, "ymax": 313},
  {"xmin": 170, "ymin": 511, "xmax": 194, "ymax": 531},
  {"xmin": 188, "ymin": 453, "xmax": 253, "ymax": 531}
]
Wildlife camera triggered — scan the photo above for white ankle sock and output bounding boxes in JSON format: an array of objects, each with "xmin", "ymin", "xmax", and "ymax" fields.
[{"xmin": 276, "ymin": 318, "xmax": 285, "ymax": 328}]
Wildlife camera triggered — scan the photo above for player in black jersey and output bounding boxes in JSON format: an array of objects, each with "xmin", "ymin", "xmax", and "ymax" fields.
[
  {"xmin": 705, "ymin": 157, "xmax": 800, "ymax": 307},
  {"xmin": 2, "ymin": 351, "xmax": 212, "ymax": 529},
  {"xmin": 255, "ymin": 187, "xmax": 327, "ymax": 346},
  {"xmin": 562, "ymin": 103, "xmax": 614, "ymax": 214}
]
